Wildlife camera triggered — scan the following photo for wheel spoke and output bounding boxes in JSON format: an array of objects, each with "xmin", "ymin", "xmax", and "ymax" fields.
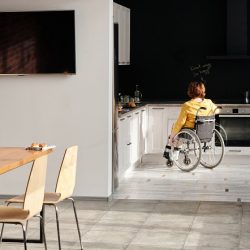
[{"xmin": 200, "ymin": 129, "xmax": 225, "ymax": 168}]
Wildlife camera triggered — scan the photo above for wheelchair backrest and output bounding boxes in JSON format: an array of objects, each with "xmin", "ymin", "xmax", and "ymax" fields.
[{"xmin": 195, "ymin": 115, "xmax": 215, "ymax": 142}]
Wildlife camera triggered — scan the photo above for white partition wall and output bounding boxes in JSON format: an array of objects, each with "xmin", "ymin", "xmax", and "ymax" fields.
[{"xmin": 0, "ymin": 0, "xmax": 113, "ymax": 198}]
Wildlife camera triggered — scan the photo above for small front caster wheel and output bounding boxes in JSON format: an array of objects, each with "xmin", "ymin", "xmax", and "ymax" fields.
[
  {"xmin": 166, "ymin": 160, "xmax": 174, "ymax": 167},
  {"xmin": 184, "ymin": 158, "xmax": 191, "ymax": 165}
]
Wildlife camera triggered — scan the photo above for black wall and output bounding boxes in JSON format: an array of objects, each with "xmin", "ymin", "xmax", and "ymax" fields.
[{"xmin": 114, "ymin": 0, "xmax": 250, "ymax": 103}]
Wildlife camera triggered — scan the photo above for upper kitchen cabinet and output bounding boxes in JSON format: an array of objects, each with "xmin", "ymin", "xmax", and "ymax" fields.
[{"xmin": 113, "ymin": 3, "xmax": 130, "ymax": 65}]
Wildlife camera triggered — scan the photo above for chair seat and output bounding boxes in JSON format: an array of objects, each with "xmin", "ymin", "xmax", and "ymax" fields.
[
  {"xmin": 7, "ymin": 192, "xmax": 62, "ymax": 206},
  {"xmin": 0, "ymin": 206, "xmax": 29, "ymax": 223},
  {"xmin": 7, "ymin": 194, "xmax": 25, "ymax": 204},
  {"xmin": 43, "ymin": 192, "xmax": 61, "ymax": 204}
]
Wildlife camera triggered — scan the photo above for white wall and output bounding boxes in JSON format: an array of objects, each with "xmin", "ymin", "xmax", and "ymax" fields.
[{"xmin": 0, "ymin": 0, "xmax": 113, "ymax": 197}]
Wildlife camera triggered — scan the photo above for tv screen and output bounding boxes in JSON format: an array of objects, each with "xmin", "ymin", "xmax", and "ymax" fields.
[{"xmin": 0, "ymin": 10, "xmax": 76, "ymax": 74}]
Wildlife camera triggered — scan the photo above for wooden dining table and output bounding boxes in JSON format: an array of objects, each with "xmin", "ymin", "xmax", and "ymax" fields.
[
  {"xmin": 0, "ymin": 147, "xmax": 53, "ymax": 175},
  {"xmin": 0, "ymin": 147, "xmax": 54, "ymax": 243}
]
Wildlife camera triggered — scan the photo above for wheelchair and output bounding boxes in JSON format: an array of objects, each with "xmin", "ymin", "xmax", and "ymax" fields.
[{"xmin": 164, "ymin": 107, "xmax": 225, "ymax": 172}]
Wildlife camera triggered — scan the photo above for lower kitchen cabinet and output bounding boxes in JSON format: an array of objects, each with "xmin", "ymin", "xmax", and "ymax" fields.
[
  {"xmin": 131, "ymin": 111, "xmax": 141, "ymax": 167},
  {"xmin": 146, "ymin": 106, "xmax": 168, "ymax": 153},
  {"xmin": 166, "ymin": 106, "xmax": 181, "ymax": 141},
  {"xmin": 140, "ymin": 108, "xmax": 147, "ymax": 156},
  {"xmin": 118, "ymin": 105, "xmax": 181, "ymax": 177},
  {"xmin": 118, "ymin": 114, "xmax": 132, "ymax": 179},
  {"xmin": 146, "ymin": 106, "xmax": 181, "ymax": 154},
  {"xmin": 118, "ymin": 108, "xmax": 147, "ymax": 179}
]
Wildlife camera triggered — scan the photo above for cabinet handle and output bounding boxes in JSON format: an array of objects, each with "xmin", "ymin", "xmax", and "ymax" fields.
[
  {"xmin": 127, "ymin": 115, "xmax": 132, "ymax": 118},
  {"xmin": 228, "ymin": 150, "xmax": 241, "ymax": 152},
  {"xmin": 135, "ymin": 112, "xmax": 139, "ymax": 115},
  {"xmin": 120, "ymin": 118, "xmax": 125, "ymax": 121},
  {"xmin": 152, "ymin": 107, "xmax": 164, "ymax": 110},
  {"xmin": 127, "ymin": 142, "xmax": 132, "ymax": 146}
]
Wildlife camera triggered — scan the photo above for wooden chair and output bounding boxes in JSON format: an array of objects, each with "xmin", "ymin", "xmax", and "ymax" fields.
[
  {"xmin": 0, "ymin": 155, "xmax": 48, "ymax": 250},
  {"xmin": 6, "ymin": 145, "xmax": 83, "ymax": 250}
]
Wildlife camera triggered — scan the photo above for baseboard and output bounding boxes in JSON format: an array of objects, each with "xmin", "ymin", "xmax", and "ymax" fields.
[
  {"xmin": 0, "ymin": 195, "xmax": 112, "ymax": 202},
  {"xmin": 72, "ymin": 195, "xmax": 112, "ymax": 201},
  {"xmin": 0, "ymin": 195, "xmax": 15, "ymax": 199}
]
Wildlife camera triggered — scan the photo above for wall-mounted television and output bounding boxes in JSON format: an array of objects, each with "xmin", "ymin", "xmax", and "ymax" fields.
[{"xmin": 0, "ymin": 10, "xmax": 76, "ymax": 75}]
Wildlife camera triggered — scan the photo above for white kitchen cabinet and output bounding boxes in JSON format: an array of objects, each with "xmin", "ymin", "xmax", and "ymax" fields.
[
  {"xmin": 118, "ymin": 114, "xmax": 132, "ymax": 179},
  {"xmin": 131, "ymin": 111, "xmax": 140, "ymax": 167},
  {"xmin": 166, "ymin": 107, "xmax": 181, "ymax": 139},
  {"xmin": 146, "ymin": 106, "xmax": 181, "ymax": 154},
  {"xmin": 146, "ymin": 106, "xmax": 168, "ymax": 153},
  {"xmin": 113, "ymin": 3, "xmax": 130, "ymax": 65},
  {"xmin": 140, "ymin": 108, "xmax": 147, "ymax": 157},
  {"xmin": 118, "ymin": 107, "xmax": 148, "ymax": 178},
  {"xmin": 117, "ymin": 105, "xmax": 182, "ymax": 172}
]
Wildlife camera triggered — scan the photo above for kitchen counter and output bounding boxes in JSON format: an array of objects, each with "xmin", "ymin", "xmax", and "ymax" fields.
[
  {"xmin": 118, "ymin": 104, "xmax": 146, "ymax": 117},
  {"xmin": 118, "ymin": 101, "xmax": 250, "ymax": 117},
  {"xmin": 143, "ymin": 99, "xmax": 250, "ymax": 105}
]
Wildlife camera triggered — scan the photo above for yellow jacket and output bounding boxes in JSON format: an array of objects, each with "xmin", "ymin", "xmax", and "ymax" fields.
[{"xmin": 172, "ymin": 99, "xmax": 217, "ymax": 134}]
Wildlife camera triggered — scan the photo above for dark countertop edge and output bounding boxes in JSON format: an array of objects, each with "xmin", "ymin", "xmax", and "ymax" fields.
[
  {"xmin": 118, "ymin": 105, "xmax": 146, "ymax": 117},
  {"xmin": 141, "ymin": 99, "xmax": 250, "ymax": 105},
  {"xmin": 118, "ymin": 102, "xmax": 250, "ymax": 118}
]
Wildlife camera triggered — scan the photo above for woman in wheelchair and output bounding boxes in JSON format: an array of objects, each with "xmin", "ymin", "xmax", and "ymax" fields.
[{"xmin": 164, "ymin": 80, "xmax": 225, "ymax": 171}]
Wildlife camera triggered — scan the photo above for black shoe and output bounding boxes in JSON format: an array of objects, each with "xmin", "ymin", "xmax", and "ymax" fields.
[{"xmin": 163, "ymin": 145, "xmax": 171, "ymax": 160}]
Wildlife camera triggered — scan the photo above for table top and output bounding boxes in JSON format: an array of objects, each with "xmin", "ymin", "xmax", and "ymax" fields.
[{"xmin": 0, "ymin": 147, "xmax": 53, "ymax": 175}]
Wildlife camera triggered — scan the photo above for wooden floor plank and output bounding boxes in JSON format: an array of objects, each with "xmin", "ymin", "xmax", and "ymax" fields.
[{"xmin": 114, "ymin": 155, "xmax": 250, "ymax": 202}]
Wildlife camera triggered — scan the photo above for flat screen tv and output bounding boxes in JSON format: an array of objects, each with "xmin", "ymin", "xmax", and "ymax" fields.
[{"xmin": 0, "ymin": 10, "xmax": 76, "ymax": 75}]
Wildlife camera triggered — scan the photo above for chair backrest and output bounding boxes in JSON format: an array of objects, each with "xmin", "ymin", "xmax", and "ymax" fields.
[
  {"xmin": 195, "ymin": 115, "xmax": 215, "ymax": 142},
  {"xmin": 55, "ymin": 145, "xmax": 78, "ymax": 201},
  {"xmin": 23, "ymin": 155, "xmax": 48, "ymax": 218}
]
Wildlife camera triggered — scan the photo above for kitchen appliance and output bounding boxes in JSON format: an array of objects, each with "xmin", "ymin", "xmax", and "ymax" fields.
[
  {"xmin": 216, "ymin": 107, "xmax": 250, "ymax": 147},
  {"xmin": 112, "ymin": 23, "xmax": 119, "ymax": 191}
]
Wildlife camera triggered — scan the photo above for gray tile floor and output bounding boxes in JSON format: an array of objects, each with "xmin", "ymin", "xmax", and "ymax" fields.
[
  {"xmin": 1, "ymin": 155, "xmax": 250, "ymax": 249},
  {"xmin": 0, "ymin": 198, "xmax": 250, "ymax": 250}
]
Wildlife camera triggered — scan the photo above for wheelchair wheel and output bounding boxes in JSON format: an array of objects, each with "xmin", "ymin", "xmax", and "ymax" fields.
[
  {"xmin": 215, "ymin": 123, "xmax": 228, "ymax": 146},
  {"xmin": 173, "ymin": 129, "xmax": 202, "ymax": 172},
  {"xmin": 166, "ymin": 160, "xmax": 174, "ymax": 167},
  {"xmin": 200, "ymin": 128, "xmax": 225, "ymax": 169}
]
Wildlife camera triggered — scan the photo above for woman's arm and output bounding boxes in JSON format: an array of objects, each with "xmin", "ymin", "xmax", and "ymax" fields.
[
  {"xmin": 168, "ymin": 105, "xmax": 187, "ymax": 145},
  {"xmin": 210, "ymin": 100, "xmax": 219, "ymax": 114}
]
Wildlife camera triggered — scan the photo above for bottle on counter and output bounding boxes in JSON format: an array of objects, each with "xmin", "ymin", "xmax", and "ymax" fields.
[
  {"xmin": 118, "ymin": 93, "xmax": 124, "ymax": 104},
  {"xmin": 134, "ymin": 84, "xmax": 142, "ymax": 103},
  {"xmin": 123, "ymin": 95, "xmax": 130, "ymax": 104}
]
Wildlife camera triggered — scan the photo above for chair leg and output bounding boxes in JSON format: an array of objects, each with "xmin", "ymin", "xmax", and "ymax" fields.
[
  {"xmin": 0, "ymin": 223, "xmax": 4, "ymax": 243},
  {"xmin": 67, "ymin": 197, "xmax": 83, "ymax": 250},
  {"xmin": 21, "ymin": 223, "xmax": 27, "ymax": 250},
  {"xmin": 36, "ymin": 215, "xmax": 47, "ymax": 250},
  {"xmin": 26, "ymin": 221, "xmax": 29, "ymax": 237},
  {"xmin": 53, "ymin": 204, "xmax": 62, "ymax": 250}
]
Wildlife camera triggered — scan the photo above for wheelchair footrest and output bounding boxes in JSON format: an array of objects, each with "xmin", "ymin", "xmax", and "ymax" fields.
[{"xmin": 163, "ymin": 145, "xmax": 180, "ymax": 161}]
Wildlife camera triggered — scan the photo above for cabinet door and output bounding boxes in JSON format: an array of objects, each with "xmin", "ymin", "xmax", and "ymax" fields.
[
  {"xmin": 166, "ymin": 107, "xmax": 181, "ymax": 139},
  {"xmin": 131, "ymin": 111, "xmax": 140, "ymax": 167},
  {"xmin": 118, "ymin": 116, "xmax": 132, "ymax": 178},
  {"xmin": 113, "ymin": 3, "xmax": 130, "ymax": 65},
  {"xmin": 123, "ymin": 7, "xmax": 130, "ymax": 64},
  {"xmin": 140, "ymin": 108, "xmax": 147, "ymax": 157},
  {"xmin": 147, "ymin": 107, "xmax": 168, "ymax": 153},
  {"xmin": 113, "ymin": 3, "xmax": 119, "ymax": 23}
]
